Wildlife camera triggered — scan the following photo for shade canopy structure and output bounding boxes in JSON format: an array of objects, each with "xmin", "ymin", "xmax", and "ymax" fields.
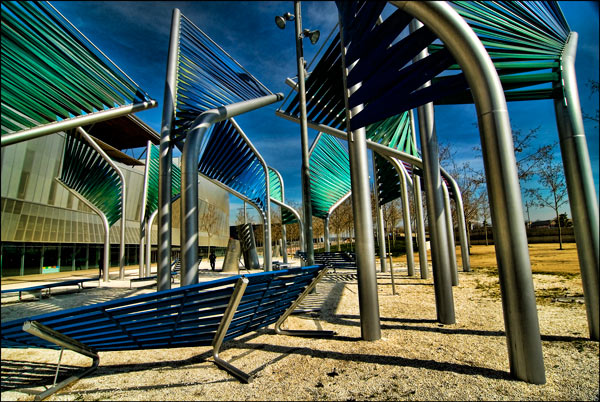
[
  {"xmin": 159, "ymin": 9, "xmax": 282, "ymax": 288},
  {"xmin": 276, "ymin": 0, "xmax": 551, "ymax": 384},
  {"xmin": 0, "ymin": 1, "xmax": 156, "ymax": 147},
  {"xmin": 308, "ymin": 133, "xmax": 352, "ymax": 220}
]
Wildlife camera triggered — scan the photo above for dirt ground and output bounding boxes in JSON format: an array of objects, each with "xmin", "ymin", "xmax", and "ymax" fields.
[{"xmin": 1, "ymin": 243, "xmax": 598, "ymax": 401}]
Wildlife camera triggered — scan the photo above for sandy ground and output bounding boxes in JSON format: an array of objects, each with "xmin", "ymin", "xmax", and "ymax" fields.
[{"xmin": 1, "ymin": 244, "xmax": 598, "ymax": 401}]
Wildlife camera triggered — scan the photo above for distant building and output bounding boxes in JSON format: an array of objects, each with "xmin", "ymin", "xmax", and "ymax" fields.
[{"xmin": 1, "ymin": 132, "xmax": 229, "ymax": 277}]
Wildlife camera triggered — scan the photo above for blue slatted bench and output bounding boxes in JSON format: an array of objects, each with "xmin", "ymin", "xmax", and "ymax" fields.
[
  {"xmin": 1, "ymin": 277, "xmax": 100, "ymax": 301},
  {"xmin": 1, "ymin": 265, "xmax": 333, "ymax": 400}
]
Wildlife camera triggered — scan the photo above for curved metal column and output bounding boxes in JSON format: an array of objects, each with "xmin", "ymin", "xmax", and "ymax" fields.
[
  {"xmin": 146, "ymin": 209, "xmax": 158, "ymax": 277},
  {"xmin": 441, "ymin": 169, "xmax": 471, "ymax": 272},
  {"xmin": 180, "ymin": 94, "xmax": 282, "ymax": 285},
  {"xmin": 388, "ymin": 158, "xmax": 415, "ymax": 277},
  {"xmin": 554, "ymin": 32, "xmax": 599, "ymax": 340},
  {"xmin": 139, "ymin": 141, "xmax": 151, "ymax": 278},
  {"xmin": 442, "ymin": 182, "xmax": 459, "ymax": 286},
  {"xmin": 395, "ymin": 1, "xmax": 545, "ymax": 383},
  {"xmin": 271, "ymin": 197, "xmax": 305, "ymax": 254},
  {"xmin": 272, "ymin": 168, "xmax": 289, "ymax": 264},
  {"xmin": 409, "ymin": 110, "xmax": 429, "ymax": 279},
  {"xmin": 372, "ymin": 153, "xmax": 388, "ymax": 273},
  {"xmin": 77, "ymin": 127, "xmax": 126, "ymax": 280},
  {"xmin": 230, "ymin": 118, "xmax": 272, "ymax": 272},
  {"xmin": 158, "ymin": 8, "xmax": 181, "ymax": 291},
  {"xmin": 409, "ymin": 19, "xmax": 455, "ymax": 324},
  {"xmin": 339, "ymin": 15, "xmax": 381, "ymax": 341},
  {"xmin": 56, "ymin": 179, "xmax": 110, "ymax": 282}
]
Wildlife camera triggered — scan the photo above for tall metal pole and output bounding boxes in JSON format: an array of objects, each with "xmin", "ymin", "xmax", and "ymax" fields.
[
  {"xmin": 396, "ymin": 1, "xmax": 545, "ymax": 384},
  {"xmin": 442, "ymin": 182, "xmax": 459, "ymax": 286},
  {"xmin": 158, "ymin": 8, "xmax": 181, "ymax": 291},
  {"xmin": 442, "ymin": 170, "xmax": 471, "ymax": 272},
  {"xmin": 324, "ymin": 216, "xmax": 331, "ymax": 252},
  {"xmin": 554, "ymin": 32, "xmax": 599, "ymax": 340},
  {"xmin": 294, "ymin": 0, "xmax": 315, "ymax": 267},
  {"xmin": 372, "ymin": 153, "xmax": 387, "ymax": 273},
  {"xmin": 410, "ymin": 19, "xmax": 455, "ymax": 325},
  {"xmin": 339, "ymin": 11, "xmax": 381, "ymax": 341},
  {"xmin": 409, "ymin": 110, "xmax": 429, "ymax": 279},
  {"xmin": 146, "ymin": 209, "xmax": 158, "ymax": 276}
]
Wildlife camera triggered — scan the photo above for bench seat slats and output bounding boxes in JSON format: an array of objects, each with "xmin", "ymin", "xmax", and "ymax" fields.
[{"xmin": 1, "ymin": 266, "xmax": 324, "ymax": 351}]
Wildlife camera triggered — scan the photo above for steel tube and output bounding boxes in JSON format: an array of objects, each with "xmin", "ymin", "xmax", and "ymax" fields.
[
  {"xmin": 554, "ymin": 32, "xmax": 599, "ymax": 340},
  {"xmin": 294, "ymin": 0, "xmax": 315, "ymax": 267},
  {"xmin": 324, "ymin": 216, "xmax": 331, "ymax": 252},
  {"xmin": 230, "ymin": 118, "xmax": 272, "ymax": 271},
  {"xmin": 1, "ymin": 101, "xmax": 156, "ymax": 147},
  {"xmin": 77, "ymin": 127, "xmax": 126, "ymax": 280},
  {"xmin": 158, "ymin": 8, "xmax": 181, "ymax": 291},
  {"xmin": 272, "ymin": 168, "xmax": 289, "ymax": 263},
  {"xmin": 407, "ymin": 18, "xmax": 455, "ymax": 324},
  {"xmin": 395, "ymin": 0, "xmax": 545, "ymax": 383},
  {"xmin": 442, "ymin": 182, "xmax": 459, "ymax": 286},
  {"xmin": 146, "ymin": 209, "xmax": 158, "ymax": 277},
  {"xmin": 181, "ymin": 94, "xmax": 283, "ymax": 284},
  {"xmin": 372, "ymin": 152, "xmax": 388, "ymax": 273},
  {"xmin": 139, "ymin": 141, "xmax": 151, "ymax": 277},
  {"xmin": 271, "ymin": 197, "xmax": 305, "ymax": 253},
  {"xmin": 388, "ymin": 158, "xmax": 415, "ymax": 277},
  {"xmin": 442, "ymin": 169, "xmax": 471, "ymax": 272},
  {"xmin": 56, "ymin": 179, "xmax": 110, "ymax": 282},
  {"xmin": 339, "ymin": 13, "xmax": 381, "ymax": 341},
  {"xmin": 409, "ymin": 110, "xmax": 429, "ymax": 279}
]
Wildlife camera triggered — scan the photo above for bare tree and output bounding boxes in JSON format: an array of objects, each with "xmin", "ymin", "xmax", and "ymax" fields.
[
  {"xmin": 525, "ymin": 146, "xmax": 569, "ymax": 249},
  {"xmin": 330, "ymin": 198, "xmax": 352, "ymax": 251},
  {"xmin": 200, "ymin": 203, "xmax": 219, "ymax": 257},
  {"xmin": 382, "ymin": 199, "xmax": 401, "ymax": 248},
  {"xmin": 583, "ymin": 79, "xmax": 599, "ymax": 127}
]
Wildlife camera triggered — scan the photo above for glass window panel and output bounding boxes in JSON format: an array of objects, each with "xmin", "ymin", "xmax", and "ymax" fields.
[
  {"xmin": 75, "ymin": 244, "xmax": 88, "ymax": 271},
  {"xmin": 61, "ymin": 244, "xmax": 74, "ymax": 271},
  {"xmin": 24, "ymin": 245, "xmax": 42, "ymax": 275},
  {"xmin": 110, "ymin": 245, "xmax": 119, "ymax": 267},
  {"xmin": 43, "ymin": 246, "xmax": 59, "ymax": 269},
  {"xmin": 1, "ymin": 244, "xmax": 22, "ymax": 277}
]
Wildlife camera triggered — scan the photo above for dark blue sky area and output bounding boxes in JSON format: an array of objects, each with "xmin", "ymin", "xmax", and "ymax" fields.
[{"xmin": 52, "ymin": 1, "xmax": 599, "ymax": 223}]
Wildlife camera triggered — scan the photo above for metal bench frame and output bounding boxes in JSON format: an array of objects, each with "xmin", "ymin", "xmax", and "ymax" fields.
[
  {"xmin": 7, "ymin": 266, "xmax": 333, "ymax": 398},
  {"xmin": 1, "ymin": 278, "xmax": 99, "ymax": 301}
]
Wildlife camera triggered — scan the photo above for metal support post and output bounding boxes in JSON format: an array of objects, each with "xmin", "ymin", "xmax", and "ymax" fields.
[
  {"xmin": 77, "ymin": 127, "xmax": 126, "ymax": 279},
  {"xmin": 554, "ymin": 32, "xmax": 599, "ymax": 340},
  {"xmin": 294, "ymin": 0, "xmax": 315, "ymax": 266},
  {"xmin": 147, "ymin": 209, "xmax": 158, "ymax": 276},
  {"xmin": 443, "ymin": 182, "xmax": 459, "ymax": 285},
  {"xmin": 139, "ymin": 141, "xmax": 151, "ymax": 278},
  {"xmin": 56, "ymin": 179, "xmax": 110, "ymax": 282},
  {"xmin": 372, "ymin": 152, "xmax": 388, "ymax": 273},
  {"xmin": 339, "ymin": 13, "xmax": 381, "ymax": 341},
  {"xmin": 395, "ymin": 1, "xmax": 545, "ymax": 383},
  {"xmin": 324, "ymin": 216, "xmax": 331, "ymax": 252},
  {"xmin": 158, "ymin": 8, "xmax": 181, "ymax": 291},
  {"xmin": 410, "ymin": 19, "xmax": 455, "ymax": 324},
  {"xmin": 409, "ymin": 110, "xmax": 429, "ymax": 279},
  {"xmin": 272, "ymin": 168, "xmax": 289, "ymax": 264},
  {"xmin": 441, "ymin": 169, "xmax": 471, "ymax": 272},
  {"xmin": 388, "ymin": 157, "xmax": 415, "ymax": 276},
  {"xmin": 181, "ymin": 94, "xmax": 282, "ymax": 285}
]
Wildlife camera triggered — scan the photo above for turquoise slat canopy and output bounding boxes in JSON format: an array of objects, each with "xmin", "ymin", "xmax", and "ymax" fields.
[
  {"xmin": 1, "ymin": 1, "xmax": 154, "ymax": 137},
  {"xmin": 172, "ymin": 13, "xmax": 272, "ymax": 140},
  {"xmin": 309, "ymin": 133, "xmax": 351, "ymax": 219},
  {"xmin": 59, "ymin": 131, "xmax": 122, "ymax": 226}
]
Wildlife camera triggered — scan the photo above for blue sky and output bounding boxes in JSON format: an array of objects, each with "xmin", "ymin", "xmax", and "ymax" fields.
[{"xmin": 52, "ymin": 1, "xmax": 599, "ymax": 224}]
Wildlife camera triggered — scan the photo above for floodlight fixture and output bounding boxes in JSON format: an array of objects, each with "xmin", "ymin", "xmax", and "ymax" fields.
[
  {"xmin": 302, "ymin": 28, "xmax": 320, "ymax": 45},
  {"xmin": 275, "ymin": 12, "xmax": 295, "ymax": 29}
]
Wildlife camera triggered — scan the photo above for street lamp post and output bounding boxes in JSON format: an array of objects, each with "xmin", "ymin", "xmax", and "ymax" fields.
[{"xmin": 276, "ymin": 1, "xmax": 320, "ymax": 267}]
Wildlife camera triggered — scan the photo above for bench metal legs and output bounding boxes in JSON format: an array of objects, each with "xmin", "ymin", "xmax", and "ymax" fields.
[
  {"xmin": 22, "ymin": 320, "xmax": 99, "ymax": 401},
  {"xmin": 212, "ymin": 277, "xmax": 252, "ymax": 382},
  {"xmin": 274, "ymin": 267, "xmax": 336, "ymax": 338}
]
